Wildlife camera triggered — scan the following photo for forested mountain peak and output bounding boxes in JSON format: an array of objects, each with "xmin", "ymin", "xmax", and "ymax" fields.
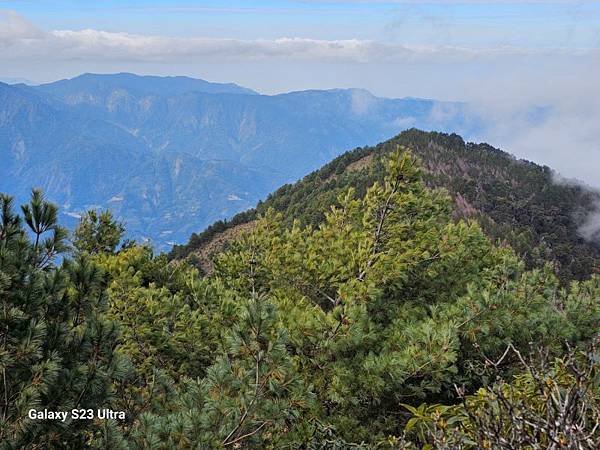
[{"xmin": 172, "ymin": 129, "xmax": 600, "ymax": 282}]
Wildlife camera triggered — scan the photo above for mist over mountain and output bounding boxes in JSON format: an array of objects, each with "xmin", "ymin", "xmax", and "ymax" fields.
[{"xmin": 1, "ymin": 73, "xmax": 482, "ymax": 248}]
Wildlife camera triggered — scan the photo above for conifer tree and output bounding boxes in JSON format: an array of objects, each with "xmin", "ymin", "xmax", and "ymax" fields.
[
  {"xmin": 212, "ymin": 148, "xmax": 600, "ymax": 443},
  {"xmin": 129, "ymin": 242, "xmax": 310, "ymax": 448},
  {"xmin": 74, "ymin": 209, "xmax": 125, "ymax": 255},
  {"xmin": 0, "ymin": 191, "xmax": 129, "ymax": 448}
]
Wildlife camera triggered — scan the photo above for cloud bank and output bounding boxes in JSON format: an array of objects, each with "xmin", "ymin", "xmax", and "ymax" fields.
[{"xmin": 0, "ymin": 9, "xmax": 595, "ymax": 64}]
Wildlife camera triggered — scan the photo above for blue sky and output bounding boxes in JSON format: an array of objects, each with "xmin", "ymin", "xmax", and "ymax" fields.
[
  {"xmin": 1, "ymin": 1, "xmax": 598, "ymax": 92},
  {"xmin": 3, "ymin": 1, "xmax": 600, "ymax": 47},
  {"xmin": 1, "ymin": 1, "xmax": 599, "ymax": 186},
  {"xmin": 2, "ymin": 1, "xmax": 599, "ymax": 46}
]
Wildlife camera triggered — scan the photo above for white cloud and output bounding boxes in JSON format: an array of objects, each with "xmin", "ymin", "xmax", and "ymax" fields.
[
  {"xmin": 456, "ymin": 55, "xmax": 600, "ymax": 189},
  {"xmin": 579, "ymin": 208, "xmax": 600, "ymax": 242},
  {"xmin": 0, "ymin": 9, "xmax": 43, "ymax": 44},
  {"xmin": 0, "ymin": 10, "xmax": 596, "ymax": 64}
]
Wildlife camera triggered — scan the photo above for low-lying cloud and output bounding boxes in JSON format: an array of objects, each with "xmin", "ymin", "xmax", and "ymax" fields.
[
  {"xmin": 579, "ymin": 208, "xmax": 600, "ymax": 243},
  {"xmin": 457, "ymin": 62, "xmax": 600, "ymax": 242},
  {"xmin": 459, "ymin": 58, "xmax": 600, "ymax": 188}
]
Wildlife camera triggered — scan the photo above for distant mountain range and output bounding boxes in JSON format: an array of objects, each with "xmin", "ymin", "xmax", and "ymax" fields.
[
  {"xmin": 0, "ymin": 77, "xmax": 35, "ymax": 85},
  {"xmin": 1, "ymin": 73, "xmax": 484, "ymax": 248}
]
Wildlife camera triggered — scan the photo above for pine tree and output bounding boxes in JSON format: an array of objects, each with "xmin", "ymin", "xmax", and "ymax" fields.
[
  {"xmin": 211, "ymin": 148, "xmax": 600, "ymax": 443},
  {"xmin": 74, "ymin": 209, "xmax": 125, "ymax": 255},
  {"xmin": 0, "ymin": 191, "xmax": 129, "ymax": 448},
  {"xmin": 129, "ymin": 243, "xmax": 310, "ymax": 448}
]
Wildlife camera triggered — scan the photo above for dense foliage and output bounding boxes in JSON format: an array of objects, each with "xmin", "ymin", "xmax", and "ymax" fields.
[
  {"xmin": 2, "ymin": 148, "xmax": 599, "ymax": 448},
  {"xmin": 171, "ymin": 130, "xmax": 600, "ymax": 283},
  {"xmin": 73, "ymin": 209, "xmax": 126, "ymax": 255},
  {"xmin": 0, "ymin": 191, "xmax": 129, "ymax": 448},
  {"xmin": 404, "ymin": 341, "xmax": 600, "ymax": 449}
]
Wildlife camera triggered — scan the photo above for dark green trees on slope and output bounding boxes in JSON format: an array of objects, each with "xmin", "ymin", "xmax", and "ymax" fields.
[
  {"xmin": 1, "ymin": 149, "xmax": 599, "ymax": 448},
  {"xmin": 171, "ymin": 129, "xmax": 600, "ymax": 283},
  {"xmin": 120, "ymin": 148, "xmax": 598, "ymax": 447}
]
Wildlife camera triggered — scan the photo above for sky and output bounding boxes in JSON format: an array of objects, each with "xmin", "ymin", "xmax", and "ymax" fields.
[{"xmin": 1, "ymin": 0, "xmax": 599, "ymax": 189}]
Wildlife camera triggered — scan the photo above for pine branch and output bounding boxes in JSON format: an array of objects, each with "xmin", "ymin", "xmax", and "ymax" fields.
[
  {"xmin": 357, "ymin": 172, "xmax": 402, "ymax": 282},
  {"xmin": 223, "ymin": 421, "xmax": 270, "ymax": 447}
]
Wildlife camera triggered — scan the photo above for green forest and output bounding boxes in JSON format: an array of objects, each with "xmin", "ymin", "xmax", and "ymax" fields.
[
  {"xmin": 1, "ymin": 145, "xmax": 599, "ymax": 448},
  {"xmin": 172, "ymin": 130, "xmax": 600, "ymax": 284}
]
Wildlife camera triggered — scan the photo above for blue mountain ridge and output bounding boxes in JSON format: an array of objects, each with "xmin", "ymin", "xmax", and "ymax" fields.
[{"xmin": 1, "ymin": 73, "xmax": 485, "ymax": 249}]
